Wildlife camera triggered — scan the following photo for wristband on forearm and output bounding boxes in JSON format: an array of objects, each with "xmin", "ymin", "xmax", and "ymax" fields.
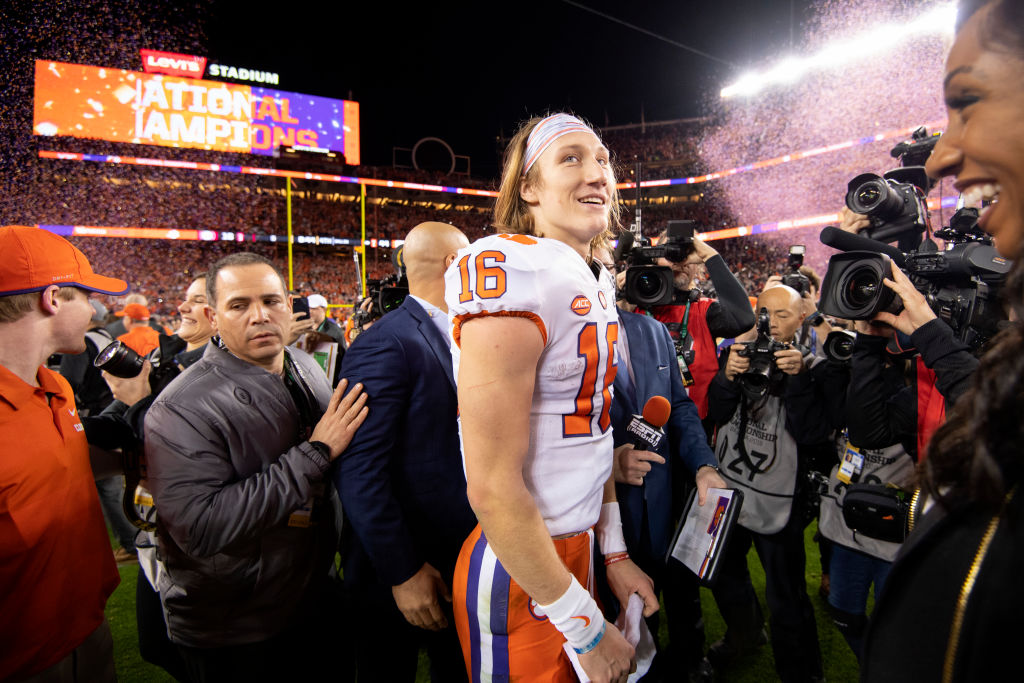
[
  {"xmin": 596, "ymin": 502, "xmax": 627, "ymax": 556},
  {"xmin": 537, "ymin": 575, "xmax": 606, "ymax": 654}
]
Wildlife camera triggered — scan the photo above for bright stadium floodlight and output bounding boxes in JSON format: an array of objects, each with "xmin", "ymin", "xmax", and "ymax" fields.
[{"xmin": 720, "ymin": 2, "xmax": 957, "ymax": 99}]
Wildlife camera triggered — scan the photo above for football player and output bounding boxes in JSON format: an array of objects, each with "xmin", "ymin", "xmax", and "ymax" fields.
[{"xmin": 447, "ymin": 114, "xmax": 658, "ymax": 683}]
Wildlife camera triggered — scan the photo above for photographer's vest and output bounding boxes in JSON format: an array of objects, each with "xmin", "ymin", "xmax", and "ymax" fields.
[
  {"xmin": 818, "ymin": 439, "xmax": 915, "ymax": 561},
  {"xmin": 651, "ymin": 298, "xmax": 717, "ymax": 419},
  {"xmin": 715, "ymin": 394, "xmax": 798, "ymax": 535}
]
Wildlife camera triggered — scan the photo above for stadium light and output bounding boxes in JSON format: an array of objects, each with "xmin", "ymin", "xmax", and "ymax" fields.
[{"xmin": 720, "ymin": 2, "xmax": 957, "ymax": 99}]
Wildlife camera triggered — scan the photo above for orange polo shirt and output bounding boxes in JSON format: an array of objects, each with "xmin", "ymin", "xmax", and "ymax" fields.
[
  {"xmin": 118, "ymin": 325, "xmax": 160, "ymax": 355},
  {"xmin": 0, "ymin": 363, "xmax": 120, "ymax": 680}
]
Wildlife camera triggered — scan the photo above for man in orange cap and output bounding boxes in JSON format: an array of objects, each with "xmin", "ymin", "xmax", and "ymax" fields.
[
  {"xmin": 0, "ymin": 226, "xmax": 129, "ymax": 682},
  {"xmin": 117, "ymin": 302, "xmax": 161, "ymax": 355}
]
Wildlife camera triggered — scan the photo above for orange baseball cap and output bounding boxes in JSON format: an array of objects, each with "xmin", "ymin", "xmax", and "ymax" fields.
[
  {"xmin": 115, "ymin": 303, "xmax": 151, "ymax": 321},
  {"xmin": 0, "ymin": 226, "xmax": 129, "ymax": 297}
]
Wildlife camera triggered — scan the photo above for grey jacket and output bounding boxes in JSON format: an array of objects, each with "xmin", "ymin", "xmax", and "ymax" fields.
[{"xmin": 144, "ymin": 341, "xmax": 337, "ymax": 647}]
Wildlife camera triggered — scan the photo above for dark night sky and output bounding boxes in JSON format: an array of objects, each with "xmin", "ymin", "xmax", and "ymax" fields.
[{"xmin": 206, "ymin": 0, "xmax": 816, "ymax": 176}]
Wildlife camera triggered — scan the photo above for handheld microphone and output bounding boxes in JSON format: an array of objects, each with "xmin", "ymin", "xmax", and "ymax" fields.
[
  {"xmin": 819, "ymin": 226, "xmax": 907, "ymax": 268},
  {"xmin": 625, "ymin": 395, "xmax": 671, "ymax": 451}
]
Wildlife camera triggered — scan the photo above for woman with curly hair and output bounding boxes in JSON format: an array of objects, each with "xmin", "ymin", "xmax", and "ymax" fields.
[{"xmin": 862, "ymin": 1, "xmax": 1024, "ymax": 680}]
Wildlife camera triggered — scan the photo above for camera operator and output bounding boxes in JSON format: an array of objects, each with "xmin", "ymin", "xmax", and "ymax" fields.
[
  {"xmin": 706, "ymin": 284, "xmax": 846, "ymax": 683},
  {"xmin": 770, "ymin": 256, "xmax": 839, "ymax": 598},
  {"xmin": 770, "ymin": 251, "xmax": 835, "ymax": 356},
  {"xmin": 837, "ymin": 209, "xmax": 980, "ymax": 458},
  {"xmin": 647, "ymin": 232, "xmax": 756, "ymax": 422}
]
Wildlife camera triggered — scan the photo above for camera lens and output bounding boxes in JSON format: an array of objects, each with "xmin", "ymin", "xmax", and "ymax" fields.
[
  {"xmin": 739, "ymin": 371, "xmax": 770, "ymax": 397},
  {"xmin": 823, "ymin": 330, "xmax": 856, "ymax": 364},
  {"xmin": 856, "ymin": 184, "xmax": 882, "ymax": 208},
  {"xmin": 636, "ymin": 272, "xmax": 661, "ymax": 298},
  {"xmin": 94, "ymin": 340, "xmax": 145, "ymax": 378},
  {"xmin": 845, "ymin": 267, "xmax": 881, "ymax": 308},
  {"xmin": 846, "ymin": 176, "xmax": 905, "ymax": 219}
]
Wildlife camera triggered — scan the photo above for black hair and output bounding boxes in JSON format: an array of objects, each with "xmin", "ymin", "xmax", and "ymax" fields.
[
  {"xmin": 921, "ymin": 0, "xmax": 1024, "ymax": 511},
  {"xmin": 206, "ymin": 253, "xmax": 287, "ymax": 305}
]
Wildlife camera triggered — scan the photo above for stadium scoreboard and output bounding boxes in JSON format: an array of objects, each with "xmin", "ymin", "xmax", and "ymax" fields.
[{"xmin": 33, "ymin": 59, "xmax": 359, "ymax": 164}]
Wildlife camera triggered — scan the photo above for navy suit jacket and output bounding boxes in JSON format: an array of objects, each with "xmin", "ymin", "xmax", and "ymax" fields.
[
  {"xmin": 335, "ymin": 297, "xmax": 476, "ymax": 587},
  {"xmin": 611, "ymin": 308, "xmax": 717, "ymax": 561}
]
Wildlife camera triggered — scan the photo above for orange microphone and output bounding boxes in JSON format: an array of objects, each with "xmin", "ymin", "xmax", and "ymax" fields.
[{"xmin": 625, "ymin": 395, "xmax": 672, "ymax": 451}]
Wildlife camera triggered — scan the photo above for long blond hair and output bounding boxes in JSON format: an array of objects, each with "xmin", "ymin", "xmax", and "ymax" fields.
[{"xmin": 492, "ymin": 116, "xmax": 621, "ymax": 260}]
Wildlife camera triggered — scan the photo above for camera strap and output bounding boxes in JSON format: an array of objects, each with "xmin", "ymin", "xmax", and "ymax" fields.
[{"xmin": 652, "ymin": 299, "xmax": 696, "ymax": 386}]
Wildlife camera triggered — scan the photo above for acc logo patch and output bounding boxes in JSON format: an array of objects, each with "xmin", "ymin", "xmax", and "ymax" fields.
[
  {"xmin": 598, "ymin": 291, "xmax": 608, "ymax": 309},
  {"xmin": 570, "ymin": 295, "xmax": 592, "ymax": 316}
]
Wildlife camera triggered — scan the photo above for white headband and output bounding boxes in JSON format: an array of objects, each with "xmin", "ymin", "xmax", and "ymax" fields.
[{"xmin": 523, "ymin": 114, "xmax": 598, "ymax": 175}]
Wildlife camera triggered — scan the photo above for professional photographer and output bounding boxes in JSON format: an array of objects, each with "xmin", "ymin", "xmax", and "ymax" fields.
[
  {"xmin": 820, "ymin": 118, "xmax": 1008, "ymax": 454},
  {"xmin": 348, "ymin": 250, "xmax": 409, "ymax": 343},
  {"xmin": 863, "ymin": 1, "xmax": 1024, "ymax": 680},
  {"xmin": 771, "ymin": 247, "xmax": 834, "ymax": 356},
  {"xmin": 623, "ymin": 223, "xmax": 755, "ymax": 422},
  {"xmin": 706, "ymin": 284, "xmax": 846, "ymax": 683},
  {"xmin": 830, "ymin": 209, "xmax": 988, "ymax": 458}
]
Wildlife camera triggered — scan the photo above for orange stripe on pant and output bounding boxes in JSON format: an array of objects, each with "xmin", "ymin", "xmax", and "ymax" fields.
[{"xmin": 453, "ymin": 524, "xmax": 594, "ymax": 683}]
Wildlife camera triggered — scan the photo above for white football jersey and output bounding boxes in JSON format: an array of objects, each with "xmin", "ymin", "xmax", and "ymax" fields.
[{"xmin": 445, "ymin": 233, "xmax": 618, "ymax": 536}]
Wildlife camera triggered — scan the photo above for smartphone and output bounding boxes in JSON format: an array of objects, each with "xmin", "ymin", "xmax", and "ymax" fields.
[{"xmin": 292, "ymin": 297, "xmax": 310, "ymax": 320}]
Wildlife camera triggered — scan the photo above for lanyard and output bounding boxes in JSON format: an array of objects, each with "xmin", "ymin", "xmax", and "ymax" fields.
[{"xmin": 644, "ymin": 297, "xmax": 693, "ymax": 338}]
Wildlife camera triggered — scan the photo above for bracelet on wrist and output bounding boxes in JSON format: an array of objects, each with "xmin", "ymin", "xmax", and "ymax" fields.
[
  {"xmin": 604, "ymin": 553, "xmax": 630, "ymax": 567},
  {"xmin": 603, "ymin": 551, "xmax": 628, "ymax": 565}
]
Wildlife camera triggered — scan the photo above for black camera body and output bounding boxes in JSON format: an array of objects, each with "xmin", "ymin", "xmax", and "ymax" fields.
[
  {"xmin": 94, "ymin": 334, "xmax": 186, "ymax": 395},
  {"xmin": 781, "ymin": 245, "xmax": 810, "ymax": 295},
  {"xmin": 845, "ymin": 172, "xmax": 930, "ymax": 245},
  {"xmin": 819, "ymin": 208, "xmax": 1011, "ymax": 348},
  {"xmin": 844, "ymin": 127, "xmax": 940, "ymax": 247},
  {"xmin": 619, "ymin": 220, "xmax": 696, "ymax": 307},
  {"xmin": 352, "ymin": 244, "xmax": 409, "ymax": 333},
  {"xmin": 735, "ymin": 307, "xmax": 790, "ymax": 397},
  {"xmin": 351, "ymin": 272, "xmax": 409, "ymax": 331}
]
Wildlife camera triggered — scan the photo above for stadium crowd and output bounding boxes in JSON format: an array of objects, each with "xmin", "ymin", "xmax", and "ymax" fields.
[{"xmin": 602, "ymin": 120, "xmax": 703, "ymax": 177}]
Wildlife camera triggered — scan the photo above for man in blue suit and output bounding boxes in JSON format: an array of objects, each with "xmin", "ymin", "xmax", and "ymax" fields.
[
  {"xmin": 336, "ymin": 222, "xmax": 476, "ymax": 682},
  {"xmin": 597, "ymin": 250, "xmax": 726, "ymax": 682}
]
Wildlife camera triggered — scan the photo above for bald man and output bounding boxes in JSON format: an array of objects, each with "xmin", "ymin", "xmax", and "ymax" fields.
[
  {"xmin": 705, "ymin": 284, "xmax": 843, "ymax": 683},
  {"xmin": 335, "ymin": 222, "xmax": 476, "ymax": 682}
]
